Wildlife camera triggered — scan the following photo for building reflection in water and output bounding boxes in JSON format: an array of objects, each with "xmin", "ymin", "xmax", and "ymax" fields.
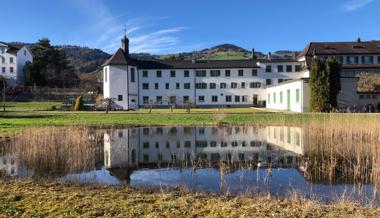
[{"xmin": 104, "ymin": 126, "xmax": 306, "ymax": 170}]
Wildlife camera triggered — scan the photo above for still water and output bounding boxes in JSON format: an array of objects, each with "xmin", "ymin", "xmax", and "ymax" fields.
[{"xmin": 1, "ymin": 126, "xmax": 379, "ymax": 204}]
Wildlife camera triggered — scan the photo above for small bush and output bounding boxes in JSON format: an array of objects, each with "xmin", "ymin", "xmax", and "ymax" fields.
[{"xmin": 73, "ymin": 96, "xmax": 84, "ymax": 111}]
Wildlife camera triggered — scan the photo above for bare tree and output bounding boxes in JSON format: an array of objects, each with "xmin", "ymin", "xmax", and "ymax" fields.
[{"xmin": 102, "ymin": 97, "xmax": 116, "ymax": 114}]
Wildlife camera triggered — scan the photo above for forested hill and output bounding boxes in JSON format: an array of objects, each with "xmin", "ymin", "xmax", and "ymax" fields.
[{"xmin": 56, "ymin": 45, "xmax": 110, "ymax": 74}]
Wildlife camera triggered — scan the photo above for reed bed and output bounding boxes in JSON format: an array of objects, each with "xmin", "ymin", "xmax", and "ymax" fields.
[
  {"xmin": 7, "ymin": 127, "xmax": 102, "ymax": 178},
  {"xmin": 303, "ymin": 116, "xmax": 380, "ymax": 191}
]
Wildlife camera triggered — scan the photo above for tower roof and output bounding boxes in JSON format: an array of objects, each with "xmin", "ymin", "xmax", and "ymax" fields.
[{"xmin": 102, "ymin": 48, "xmax": 137, "ymax": 66}]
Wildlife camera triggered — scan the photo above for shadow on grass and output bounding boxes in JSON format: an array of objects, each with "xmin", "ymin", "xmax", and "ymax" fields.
[{"xmin": 0, "ymin": 114, "xmax": 54, "ymax": 119}]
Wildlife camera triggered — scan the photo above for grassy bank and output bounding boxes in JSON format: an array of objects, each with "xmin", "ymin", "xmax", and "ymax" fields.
[
  {"xmin": 1, "ymin": 101, "xmax": 380, "ymax": 134},
  {"xmin": 0, "ymin": 180, "xmax": 379, "ymax": 218}
]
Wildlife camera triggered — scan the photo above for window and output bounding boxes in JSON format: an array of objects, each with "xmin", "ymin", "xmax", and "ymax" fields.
[
  {"xmin": 226, "ymin": 95, "xmax": 232, "ymax": 102},
  {"xmin": 165, "ymin": 83, "xmax": 169, "ymax": 89},
  {"xmin": 252, "ymin": 69, "xmax": 257, "ymax": 76},
  {"xmin": 278, "ymin": 79, "xmax": 284, "ymax": 83},
  {"xmin": 10, "ymin": 67, "xmax": 13, "ymax": 73},
  {"xmin": 1, "ymin": 67, "xmax": 5, "ymax": 73},
  {"xmin": 210, "ymin": 70, "xmax": 221, "ymax": 77},
  {"xmin": 238, "ymin": 69, "xmax": 244, "ymax": 76},
  {"xmin": 295, "ymin": 65, "xmax": 301, "ymax": 72},
  {"xmin": 155, "ymin": 83, "xmax": 159, "ymax": 90},
  {"xmin": 220, "ymin": 83, "xmax": 227, "ymax": 89},
  {"xmin": 143, "ymin": 96, "xmax": 149, "ymax": 104},
  {"xmin": 347, "ymin": 56, "xmax": 359, "ymax": 64},
  {"xmin": 184, "ymin": 70, "xmax": 190, "ymax": 77},
  {"xmin": 130, "ymin": 68, "xmax": 135, "ymax": 82},
  {"xmin": 212, "ymin": 96, "xmax": 218, "ymax": 102},
  {"xmin": 104, "ymin": 68, "xmax": 108, "ymax": 82},
  {"xmin": 143, "ymin": 142, "xmax": 149, "ymax": 148},
  {"xmin": 1, "ymin": 57, "xmax": 4, "ymax": 63},
  {"xmin": 170, "ymin": 70, "xmax": 176, "ymax": 77},
  {"xmin": 242, "ymin": 95, "xmax": 247, "ymax": 102},
  {"xmin": 118, "ymin": 95, "xmax": 123, "ymax": 101},
  {"xmin": 286, "ymin": 65, "xmax": 292, "ymax": 72},
  {"xmin": 296, "ymin": 89, "xmax": 300, "ymax": 103},
  {"xmin": 183, "ymin": 96, "xmax": 189, "ymax": 103},
  {"xmin": 195, "ymin": 83, "xmax": 207, "ymax": 89},
  {"xmin": 273, "ymin": 93, "xmax": 276, "ymax": 103},
  {"xmin": 241, "ymin": 82, "xmax": 246, "ymax": 88},
  {"xmin": 265, "ymin": 65, "xmax": 272, "ymax": 73},
  {"xmin": 142, "ymin": 70, "xmax": 148, "ymax": 77},
  {"xmin": 378, "ymin": 56, "xmax": 380, "ymax": 64},
  {"xmin": 196, "ymin": 70, "xmax": 206, "ymax": 77},
  {"xmin": 198, "ymin": 96, "xmax": 205, "ymax": 102},
  {"xmin": 231, "ymin": 82, "xmax": 237, "ymax": 88},
  {"xmin": 9, "ymin": 57, "xmax": 13, "ymax": 63},
  {"xmin": 156, "ymin": 70, "xmax": 162, "ymax": 78},
  {"xmin": 266, "ymin": 79, "xmax": 272, "ymax": 85},
  {"xmin": 156, "ymin": 96, "xmax": 162, "ymax": 103},
  {"xmin": 361, "ymin": 56, "xmax": 374, "ymax": 64},
  {"xmin": 268, "ymin": 94, "xmax": 270, "ymax": 104},
  {"xmin": 142, "ymin": 83, "xmax": 149, "ymax": 90},
  {"xmin": 24, "ymin": 50, "xmax": 27, "ymax": 56},
  {"xmin": 280, "ymin": 91, "xmax": 283, "ymax": 103},
  {"xmin": 176, "ymin": 83, "xmax": 180, "ymax": 89},
  {"xmin": 209, "ymin": 83, "xmax": 216, "ymax": 89},
  {"xmin": 235, "ymin": 96, "xmax": 240, "ymax": 102},
  {"xmin": 225, "ymin": 70, "xmax": 231, "ymax": 77},
  {"xmin": 250, "ymin": 82, "xmax": 261, "ymax": 88},
  {"xmin": 184, "ymin": 83, "xmax": 191, "ymax": 89},
  {"xmin": 277, "ymin": 65, "xmax": 283, "ymax": 72}
]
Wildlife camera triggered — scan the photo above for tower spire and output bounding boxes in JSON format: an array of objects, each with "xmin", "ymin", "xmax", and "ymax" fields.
[{"xmin": 121, "ymin": 25, "xmax": 129, "ymax": 56}]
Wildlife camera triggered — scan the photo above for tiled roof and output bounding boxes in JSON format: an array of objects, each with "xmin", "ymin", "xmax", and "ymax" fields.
[{"xmin": 298, "ymin": 41, "xmax": 380, "ymax": 58}]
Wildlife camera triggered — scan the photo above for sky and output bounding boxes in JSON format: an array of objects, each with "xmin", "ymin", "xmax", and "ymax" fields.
[{"xmin": 1, "ymin": 0, "xmax": 380, "ymax": 54}]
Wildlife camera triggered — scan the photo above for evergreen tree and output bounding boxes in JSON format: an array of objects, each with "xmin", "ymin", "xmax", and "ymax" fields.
[
  {"xmin": 24, "ymin": 38, "xmax": 77, "ymax": 87},
  {"xmin": 325, "ymin": 58, "xmax": 341, "ymax": 108},
  {"xmin": 309, "ymin": 57, "xmax": 341, "ymax": 112}
]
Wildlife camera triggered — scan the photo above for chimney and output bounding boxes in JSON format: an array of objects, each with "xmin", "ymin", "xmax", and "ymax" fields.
[
  {"xmin": 251, "ymin": 48, "xmax": 257, "ymax": 59},
  {"xmin": 267, "ymin": 52, "xmax": 272, "ymax": 60},
  {"xmin": 357, "ymin": 37, "xmax": 361, "ymax": 43},
  {"xmin": 121, "ymin": 35, "xmax": 129, "ymax": 56}
]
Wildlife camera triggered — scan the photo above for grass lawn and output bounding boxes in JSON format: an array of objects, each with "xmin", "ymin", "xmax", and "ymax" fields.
[
  {"xmin": 0, "ymin": 180, "xmax": 379, "ymax": 218},
  {"xmin": 1, "ymin": 101, "xmax": 380, "ymax": 134}
]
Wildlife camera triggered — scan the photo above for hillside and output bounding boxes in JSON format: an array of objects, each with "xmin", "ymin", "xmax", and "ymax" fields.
[
  {"xmin": 157, "ymin": 44, "xmax": 298, "ymax": 61},
  {"xmin": 57, "ymin": 45, "xmax": 110, "ymax": 74}
]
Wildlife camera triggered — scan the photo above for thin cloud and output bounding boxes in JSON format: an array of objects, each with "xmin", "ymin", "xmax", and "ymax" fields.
[
  {"xmin": 68, "ymin": 0, "xmax": 211, "ymax": 54},
  {"xmin": 342, "ymin": 0, "xmax": 375, "ymax": 11}
]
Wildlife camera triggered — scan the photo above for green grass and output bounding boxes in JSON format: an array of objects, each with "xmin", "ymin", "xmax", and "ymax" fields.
[
  {"xmin": 0, "ymin": 180, "xmax": 379, "ymax": 218},
  {"xmin": 2, "ymin": 101, "xmax": 380, "ymax": 134}
]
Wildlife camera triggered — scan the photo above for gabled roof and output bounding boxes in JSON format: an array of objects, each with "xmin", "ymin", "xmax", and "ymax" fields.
[
  {"xmin": 102, "ymin": 48, "xmax": 132, "ymax": 66},
  {"xmin": 0, "ymin": 41, "xmax": 30, "ymax": 54},
  {"xmin": 298, "ymin": 41, "xmax": 380, "ymax": 58}
]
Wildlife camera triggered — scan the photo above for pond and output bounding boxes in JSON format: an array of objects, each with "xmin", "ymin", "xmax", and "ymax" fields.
[{"xmin": 0, "ymin": 125, "xmax": 379, "ymax": 205}]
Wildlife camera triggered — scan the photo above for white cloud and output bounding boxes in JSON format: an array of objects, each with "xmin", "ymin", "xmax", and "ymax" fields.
[{"xmin": 342, "ymin": 0, "xmax": 376, "ymax": 11}]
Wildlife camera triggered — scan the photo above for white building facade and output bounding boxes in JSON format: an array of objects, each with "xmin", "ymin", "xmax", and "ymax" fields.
[
  {"xmin": 103, "ymin": 36, "xmax": 304, "ymax": 110},
  {"xmin": 103, "ymin": 37, "xmax": 380, "ymax": 112},
  {"xmin": 0, "ymin": 42, "xmax": 33, "ymax": 85}
]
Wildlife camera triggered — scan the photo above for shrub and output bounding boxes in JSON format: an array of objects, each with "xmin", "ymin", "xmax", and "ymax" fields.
[{"xmin": 73, "ymin": 96, "xmax": 84, "ymax": 111}]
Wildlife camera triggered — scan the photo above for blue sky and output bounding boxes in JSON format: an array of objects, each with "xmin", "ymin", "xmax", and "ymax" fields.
[{"xmin": 1, "ymin": 0, "xmax": 380, "ymax": 54}]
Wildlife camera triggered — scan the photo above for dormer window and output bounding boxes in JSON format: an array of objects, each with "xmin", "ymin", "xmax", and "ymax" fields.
[{"xmin": 352, "ymin": 45, "xmax": 364, "ymax": 49}]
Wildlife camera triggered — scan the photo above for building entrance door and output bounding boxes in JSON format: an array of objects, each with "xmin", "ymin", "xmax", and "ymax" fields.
[{"xmin": 253, "ymin": 94, "xmax": 258, "ymax": 106}]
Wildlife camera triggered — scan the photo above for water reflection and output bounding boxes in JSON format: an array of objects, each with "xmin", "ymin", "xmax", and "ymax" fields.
[
  {"xmin": 1, "ymin": 126, "xmax": 379, "ymax": 204},
  {"xmin": 104, "ymin": 126, "xmax": 304, "ymax": 170}
]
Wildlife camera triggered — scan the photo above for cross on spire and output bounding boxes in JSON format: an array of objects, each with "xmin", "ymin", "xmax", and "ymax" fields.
[{"xmin": 123, "ymin": 24, "xmax": 127, "ymax": 37}]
